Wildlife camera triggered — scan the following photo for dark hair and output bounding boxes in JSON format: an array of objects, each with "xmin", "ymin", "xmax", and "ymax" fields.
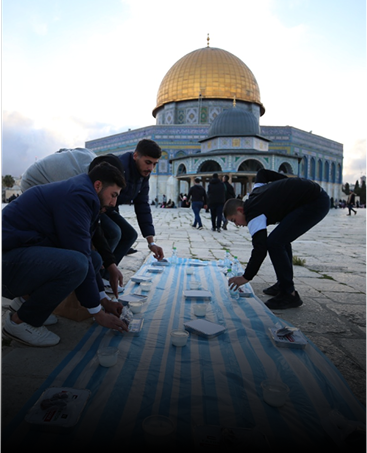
[
  {"xmin": 88, "ymin": 162, "xmax": 126, "ymax": 190},
  {"xmin": 135, "ymin": 139, "xmax": 162, "ymax": 159},
  {"xmin": 213, "ymin": 173, "xmax": 219, "ymax": 179},
  {"xmin": 194, "ymin": 178, "xmax": 201, "ymax": 183},
  {"xmin": 223, "ymin": 175, "xmax": 229, "ymax": 182},
  {"xmin": 88, "ymin": 154, "xmax": 124, "ymax": 174}
]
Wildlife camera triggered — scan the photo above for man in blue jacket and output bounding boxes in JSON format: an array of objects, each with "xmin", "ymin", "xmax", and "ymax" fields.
[
  {"xmin": 2, "ymin": 162, "xmax": 129, "ymax": 347},
  {"xmin": 101, "ymin": 139, "xmax": 165, "ymax": 272}
]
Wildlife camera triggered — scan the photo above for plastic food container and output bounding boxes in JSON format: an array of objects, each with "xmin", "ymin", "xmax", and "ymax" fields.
[
  {"xmin": 193, "ymin": 302, "xmax": 208, "ymax": 317},
  {"xmin": 170, "ymin": 329, "xmax": 189, "ymax": 347},
  {"xmin": 186, "ymin": 267, "xmax": 194, "ymax": 274},
  {"xmin": 261, "ymin": 380, "xmax": 289, "ymax": 407},
  {"xmin": 142, "ymin": 415, "xmax": 175, "ymax": 445},
  {"xmin": 97, "ymin": 347, "xmax": 119, "ymax": 367},
  {"xmin": 140, "ymin": 281, "xmax": 152, "ymax": 292},
  {"xmin": 189, "ymin": 280, "xmax": 201, "ymax": 290},
  {"xmin": 129, "ymin": 301, "xmax": 143, "ymax": 314}
]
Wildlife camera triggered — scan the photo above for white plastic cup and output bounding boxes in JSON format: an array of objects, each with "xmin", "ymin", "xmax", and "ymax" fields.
[
  {"xmin": 97, "ymin": 347, "xmax": 119, "ymax": 367},
  {"xmin": 129, "ymin": 301, "xmax": 143, "ymax": 314},
  {"xmin": 261, "ymin": 380, "xmax": 289, "ymax": 407},
  {"xmin": 140, "ymin": 281, "xmax": 152, "ymax": 292},
  {"xmin": 193, "ymin": 302, "xmax": 208, "ymax": 317},
  {"xmin": 170, "ymin": 329, "xmax": 189, "ymax": 347},
  {"xmin": 189, "ymin": 280, "xmax": 201, "ymax": 290},
  {"xmin": 186, "ymin": 267, "xmax": 194, "ymax": 275}
]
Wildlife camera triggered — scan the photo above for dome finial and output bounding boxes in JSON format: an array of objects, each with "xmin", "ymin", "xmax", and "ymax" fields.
[
  {"xmin": 233, "ymin": 96, "xmax": 236, "ymax": 107},
  {"xmin": 207, "ymin": 33, "xmax": 210, "ymax": 47}
]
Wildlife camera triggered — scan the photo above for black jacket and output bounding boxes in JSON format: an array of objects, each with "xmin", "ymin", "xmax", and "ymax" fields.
[
  {"xmin": 207, "ymin": 177, "xmax": 226, "ymax": 206},
  {"xmin": 188, "ymin": 184, "xmax": 207, "ymax": 203}
]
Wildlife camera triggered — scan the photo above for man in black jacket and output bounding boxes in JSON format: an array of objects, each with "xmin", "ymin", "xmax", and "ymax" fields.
[
  {"xmin": 207, "ymin": 173, "xmax": 226, "ymax": 232},
  {"xmin": 188, "ymin": 178, "xmax": 207, "ymax": 229},
  {"xmin": 223, "ymin": 169, "xmax": 330, "ymax": 309},
  {"xmin": 222, "ymin": 175, "xmax": 235, "ymax": 230}
]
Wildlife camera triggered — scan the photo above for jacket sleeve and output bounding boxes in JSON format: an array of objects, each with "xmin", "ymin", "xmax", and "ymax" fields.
[
  {"xmin": 255, "ymin": 169, "xmax": 288, "ymax": 184},
  {"xmin": 243, "ymin": 229, "xmax": 268, "ymax": 281},
  {"xmin": 92, "ymin": 222, "xmax": 116, "ymax": 269}
]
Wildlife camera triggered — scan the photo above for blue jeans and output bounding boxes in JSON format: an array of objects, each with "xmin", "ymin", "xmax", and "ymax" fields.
[
  {"xmin": 2, "ymin": 247, "xmax": 101, "ymax": 327},
  {"xmin": 210, "ymin": 203, "xmax": 224, "ymax": 229},
  {"xmin": 191, "ymin": 201, "xmax": 204, "ymax": 227},
  {"xmin": 267, "ymin": 189, "xmax": 330, "ymax": 294}
]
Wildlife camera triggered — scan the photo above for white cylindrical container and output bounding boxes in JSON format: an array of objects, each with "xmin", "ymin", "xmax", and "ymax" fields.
[
  {"xmin": 170, "ymin": 329, "xmax": 189, "ymax": 347},
  {"xmin": 97, "ymin": 347, "xmax": 119, "ymax": 367}
]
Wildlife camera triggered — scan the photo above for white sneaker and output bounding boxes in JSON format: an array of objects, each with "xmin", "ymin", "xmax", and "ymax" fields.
[
  {"xmin": 9, "ymin": 297, "xmax": 58, "ymax": 326},
  {"xmin": 2, "ymin": 312, "xmax": 60, "ymax": 347}
]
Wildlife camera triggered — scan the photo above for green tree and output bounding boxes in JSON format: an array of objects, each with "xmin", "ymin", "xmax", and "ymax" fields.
[
  {"xmin": 359, "ymin": 180, "xmax": 366, "ymax": 205},
  {"xmin": 2, "ymin": 175, "xmax": 15, "ymax": 188},
  {"xmin": 343, "ymin": 182, "xmax": 350, "ymax": 195}
]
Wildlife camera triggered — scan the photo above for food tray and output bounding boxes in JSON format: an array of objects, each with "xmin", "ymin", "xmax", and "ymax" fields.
[
  {"xmin": 126, "ymin": 318, "xmax": 144, "ymax": 335},
  {"xmin": 25, "ymin": 387, "xmax": 90, "ymax": 432},
  {"xmin": 146, "ymin": 267, "xmax": 164, "ymax": 273},
  {"xmin": 151, "ymin": 259, "xmax": 170, "ymax": 266},
  {"xmin": 184, "ymin": 319, "xmax": 225, "ymax": 338},
  {"xmin": 183, "ymin": 290, "xmax": 212, "ymax": 299},
  {"xmin": 118, "ymin": 294, "xmax": 147, "ymax": 304},
  {"xmin": 131, "ymin": 275, "xmax": 152, "ymax": 283},
  {"xmin": 269, "ymin": 327, "xmax": 308, "ymax": 349}
]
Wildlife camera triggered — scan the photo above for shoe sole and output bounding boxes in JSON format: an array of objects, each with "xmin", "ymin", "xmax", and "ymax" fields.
[
  {"xmin": 2, "ymin": 327, "xmax": 60, "ymax": 347},
  {"xmin": 265, "ymin": 300, "xmax": 303, "ymax": 310}
]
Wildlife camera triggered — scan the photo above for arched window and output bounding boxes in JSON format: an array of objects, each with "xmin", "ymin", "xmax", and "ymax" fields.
[
  {"xmin": 317, "ymin": 159, "xmax": 323, "ymax": 181},
  {"xmin": 301, "ymin": 156, "xmax": 308, "ymax": 178},
  {"xmin": 238, "ymin": 159, "xmax": 264, "ymax": 172},
  {"xmin": 198, "ymin": 160, "xmax": 222, "ymax": 172},
  {"xmin": 278, "ymin": 162, "xmax": 293, "ymax": 174},
  {"xmin": 310, "ymin": 158, "xmax": 316, "ymax": 180},
  {"xmin": 177, "ymin": 164, "xmax": 187, "ymax": 176},
  {"xmin": 331, "ymin": 162, "xmax": 336, "ymax": 183},
  {"xmin": 324, "ymin": 161, "xmax": 330, "ymax": 182}
]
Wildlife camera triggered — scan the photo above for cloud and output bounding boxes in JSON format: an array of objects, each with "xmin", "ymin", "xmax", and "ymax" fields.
[{"xmin": 1, "ymin": 111, "xmax": 123, "ymax": 177}]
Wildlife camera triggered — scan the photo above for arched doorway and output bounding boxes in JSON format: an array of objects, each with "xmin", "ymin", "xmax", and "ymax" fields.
[
  {"xmin": 238, "ymin": 159, "xmax": 264, "ymax": 172},
  {"xmin": 198, "ymin": 160, "xmax": 222, "ymax": 173},
  {"xmin": 278, "ymin": 162, "xmax": 294, "ymax": 175}
]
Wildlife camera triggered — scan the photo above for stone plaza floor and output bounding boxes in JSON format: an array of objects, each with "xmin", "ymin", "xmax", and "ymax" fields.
[{"xmin": 2, "ymin": 204, "xmax": 366, "ymax": 427}]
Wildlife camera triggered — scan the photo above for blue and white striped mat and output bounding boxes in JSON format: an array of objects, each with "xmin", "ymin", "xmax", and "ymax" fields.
[{"xmin": 3, "ymin": 258, "xmax": 365, "ymax": 450}]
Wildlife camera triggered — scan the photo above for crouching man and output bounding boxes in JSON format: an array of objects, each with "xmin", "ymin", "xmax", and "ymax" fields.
[{"xmin": 2, "ymin": 162, "xmax": 129, "ymax": 347}]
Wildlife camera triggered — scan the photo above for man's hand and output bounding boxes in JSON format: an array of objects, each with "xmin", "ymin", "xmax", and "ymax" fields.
[
  {"xmin": 150, "ymin": 244, "xmax": 164, "ymax": 261},
  {"xmin": 107, "ymin": 263, "xmax": 123, "ymax": 299},
  {"xmin": 228, "ymin": 276, "xmax": 248, "ymax": 290},
  {"xmin": 94, "ymin": 309, "xmax": 128, "ymax": 332},
  {"xmin": 101, "ymin": 297, "xmax": 123, "ymax": 317}
]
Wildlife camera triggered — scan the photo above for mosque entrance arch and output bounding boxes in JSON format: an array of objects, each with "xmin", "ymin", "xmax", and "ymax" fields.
[
  {"xmin": 278, "ymin": 162, "xmax": 293, "ymax": 175},
  {"xmin": 238, "ymin": 159, "xmax": 264, "ymax": 172},
  {"xmin": 177, "ymin": 163, "xmax": 187, "ymax": 176},
  {"xmin": 198, "ymin": 160, "xmax": 222, "ymax": 173}
]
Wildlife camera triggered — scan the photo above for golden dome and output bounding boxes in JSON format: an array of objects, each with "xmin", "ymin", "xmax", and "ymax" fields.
[{"xmin": 153, "ymin": 46, "xmax": 265, "ymax": 117}]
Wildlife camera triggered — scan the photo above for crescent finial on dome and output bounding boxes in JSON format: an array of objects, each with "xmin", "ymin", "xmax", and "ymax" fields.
[{"xmin": 207, "ymin": 33, "xmax": 210, "ymax": 47}]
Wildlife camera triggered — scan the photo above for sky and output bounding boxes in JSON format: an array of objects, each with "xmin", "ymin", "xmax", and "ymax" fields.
[{"xmin": 1, "ymin": 0, "xmax": 366, "ymax": 184}]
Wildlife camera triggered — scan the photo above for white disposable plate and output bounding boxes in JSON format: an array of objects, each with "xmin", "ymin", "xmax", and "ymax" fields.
[
  {"xmin": 146, "ymin": 267, "xmax": 164, "ymax": 273},
  {"xmin": 183, "ymin": 290, "xmax": 211, "ymax": 299}
]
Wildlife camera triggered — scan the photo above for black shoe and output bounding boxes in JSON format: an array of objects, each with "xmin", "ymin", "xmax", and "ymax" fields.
[
  {"xmin": 265, "ymin": 291, "xmax": 303, "ymax": 309},
  {"xmin": 217, "ymin": 228, "xmax": 221, "ymax": 232},
  {"xmin": 192, "ymin": 224, "xmax": 197, "ymax": 228},
  {"xmin": 211, "ymin": 227, "xmax": 216, "ymax": 231},
  {"xmin": 263, "ymin": 283, "xmax": 280, "ymax": 296},
  {"xmin": 127, "ymin": 248, "xmax": 138, "ymax": 255}
]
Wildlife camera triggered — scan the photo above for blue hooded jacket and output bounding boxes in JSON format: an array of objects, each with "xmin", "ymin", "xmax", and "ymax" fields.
[
  {"xmin": 2, "ymin": 173, "xmax": 101, "ymax": 310},
  {"xmin": 116, "ymin": 152, "xmax": 155, "ymax": 238}
]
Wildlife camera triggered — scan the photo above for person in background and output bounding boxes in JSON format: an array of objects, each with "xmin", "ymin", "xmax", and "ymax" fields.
[
  {"xmin": 346, "ymin": 191, "xmax": 357, "ymax": 215},
  {"xmin": 2, "ymin": 163, "xmax": 129, "ymax": 347},
  {"xmin": 221, "ymin": 175, "xmax": 235, "ymax": 230},
  {"xmin": 207, "ymin": 173, "xmax": 226, "ymax": 232},
  {"xmin": 102, "ymin": 139, "xmax": 165, "ymax": 274},
  {"xmin": 223, "ymin": 169, "xmax": 330, "ymax": 310},
  {"xmin": 188, "ymin": 178, "xmax": 207, "ymax": 230}
]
